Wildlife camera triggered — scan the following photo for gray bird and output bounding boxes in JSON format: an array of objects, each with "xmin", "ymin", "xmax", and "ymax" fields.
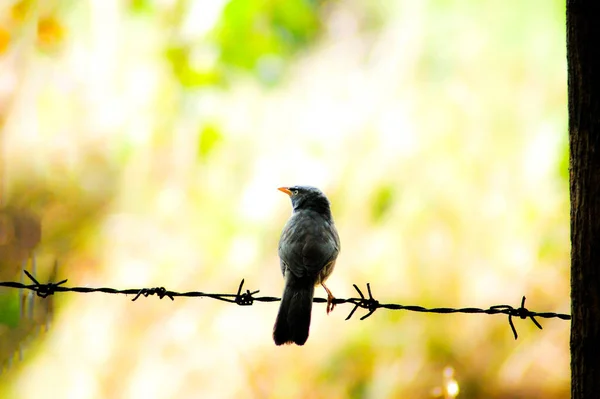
[{"xmin": 273, "ymin": 186, "xmax": 340, "ymax": 346}]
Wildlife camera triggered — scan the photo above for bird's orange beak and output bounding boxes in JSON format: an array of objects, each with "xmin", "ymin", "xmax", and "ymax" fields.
[{"xmin": 278, "ymin": 187, "xmax": 292, "ymax": 196}]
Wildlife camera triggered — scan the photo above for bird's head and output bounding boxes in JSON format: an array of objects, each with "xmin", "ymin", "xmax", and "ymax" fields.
[{"xmin": 278, "ymin": 186, "xmax": 332, "ymax": 218}]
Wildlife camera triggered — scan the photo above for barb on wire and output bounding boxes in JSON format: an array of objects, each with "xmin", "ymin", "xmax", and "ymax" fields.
[
  {"xmin": 132, "ymin": 287, "xmax": 173, "ymax": 301},
  {"xmin": 345, "ymin": 283, "xmax": 379, "ymax": 321},
  {"xmin": 0, "ymin": 272, "xmax": 571, "ymax": 340},
  {"xmin": 22, "ymin": 270, "xmax": 68, "ymax": 298}
]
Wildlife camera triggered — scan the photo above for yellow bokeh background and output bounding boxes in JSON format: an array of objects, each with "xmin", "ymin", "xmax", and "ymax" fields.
[{"xmin": 0, "ymin": 0, "xmax": 568, "ymax": 398}]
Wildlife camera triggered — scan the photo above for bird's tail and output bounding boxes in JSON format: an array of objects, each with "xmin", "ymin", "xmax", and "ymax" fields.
[{"xmin": 273, "ymin": 274, "xmax": 315, "ymax": 346}]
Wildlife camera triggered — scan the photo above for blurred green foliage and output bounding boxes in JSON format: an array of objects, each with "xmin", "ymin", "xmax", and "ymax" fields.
[
  {"xmin": 166, "ymin": 45, "xmax": 225, "ymax": 87},
  {"xmin": 0, "ymin": 291, "xmax": 19, "ymax": 327},
  {"xmin": 197, "ymin": 124, "xmax": 224, "ymax": 160},
  {"xmin": 370, "ymin": 185, "xmax": 395, "ymax": 223},
  {"xmin": 167, "ymin": 0, "xmax": 325, "ymax": 87},
  {"xmin": 214, "ymin": 0, "xmax": 320, "ymax": 68}
]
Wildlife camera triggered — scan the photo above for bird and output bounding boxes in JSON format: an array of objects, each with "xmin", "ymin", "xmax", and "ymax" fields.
[{"xmin": 273, "ymin": 185, "xmax": 340, "ymax": 346}]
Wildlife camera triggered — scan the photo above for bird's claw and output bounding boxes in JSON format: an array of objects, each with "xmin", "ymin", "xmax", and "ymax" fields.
[
  {"xmin": 326, "ymin": 294, "xmax": 336, "ymax": 314},
  {"xmin": 322, "ymin": 283, "xmax": 336, "ymax": 314}
]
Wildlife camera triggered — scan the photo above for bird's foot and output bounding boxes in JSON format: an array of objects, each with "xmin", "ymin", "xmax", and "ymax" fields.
[{"xmin": 321, "ymin": 283, "xmax": 336, "ymax": 314}]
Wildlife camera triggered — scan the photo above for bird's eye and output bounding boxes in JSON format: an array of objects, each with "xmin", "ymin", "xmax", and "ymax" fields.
[{"xmin": 293, "ymin": 190, "xmax": 299, "ymax": 195}]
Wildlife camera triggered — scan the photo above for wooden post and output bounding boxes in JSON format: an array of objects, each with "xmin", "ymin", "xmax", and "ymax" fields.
[{"xmin": 567, "ymin": 1, "xmax": 600, "ymax": 398}]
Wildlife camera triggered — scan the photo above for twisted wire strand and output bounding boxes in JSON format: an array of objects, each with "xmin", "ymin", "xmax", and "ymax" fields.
[{"xmin": 0, "ymin": 271, "xmax": 571, "ymax": 340}]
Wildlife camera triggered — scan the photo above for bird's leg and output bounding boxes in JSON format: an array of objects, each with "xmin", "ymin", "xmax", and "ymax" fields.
[{"xmin": 321, "ymin": 283, "xmax": 335, "ymax": 314}]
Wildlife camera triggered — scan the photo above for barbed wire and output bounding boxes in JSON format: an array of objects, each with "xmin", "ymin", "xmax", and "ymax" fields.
[{"xmin": 0, "ymin": 270, "xmax": 571, "ymax": 340}]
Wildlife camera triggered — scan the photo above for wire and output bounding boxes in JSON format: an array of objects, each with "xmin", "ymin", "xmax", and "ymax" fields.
[{"xmin": 0, "ymin": 270, "xmax": 570, "ymax": 340}]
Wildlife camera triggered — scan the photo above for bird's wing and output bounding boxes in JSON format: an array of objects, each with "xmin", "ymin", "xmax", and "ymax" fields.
[{"xmin": 279, "ymin": 211, "xmax": 339, "ymax": 278}]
